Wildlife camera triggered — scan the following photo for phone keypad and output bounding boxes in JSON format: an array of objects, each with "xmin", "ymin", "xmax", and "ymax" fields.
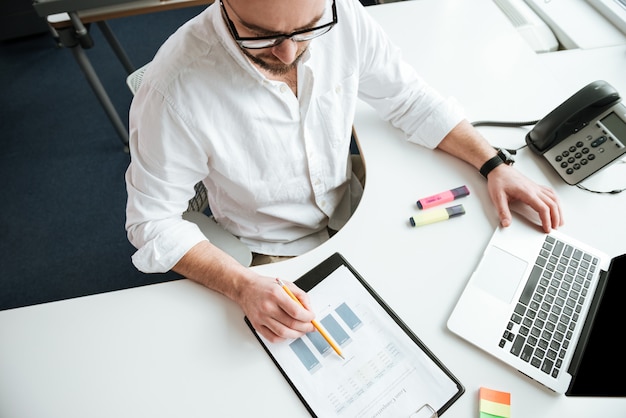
[{"xmin": 553, "ymin": 140, "xmax": 596, "ymax": 176}]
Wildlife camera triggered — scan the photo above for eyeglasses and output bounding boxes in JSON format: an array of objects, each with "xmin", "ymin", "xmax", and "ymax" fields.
[{"xmin": 220, "ymin": 0, "xmax": 337, "ymax": 49}]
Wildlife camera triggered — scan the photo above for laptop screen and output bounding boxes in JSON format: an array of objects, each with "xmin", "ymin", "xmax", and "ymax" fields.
[{"xmin": 567, "ymin": 253, "xmax": 626, "ymax": 396}]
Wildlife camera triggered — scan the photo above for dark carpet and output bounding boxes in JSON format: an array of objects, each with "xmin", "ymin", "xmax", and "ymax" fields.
[{"xmin": 0, "ymin": 6, "xmax": 208, "ymax": 311}]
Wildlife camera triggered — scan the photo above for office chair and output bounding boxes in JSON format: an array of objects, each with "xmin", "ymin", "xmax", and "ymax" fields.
[{"xmin": 126, "ymin": 64, "xmax": 253, "ymax": 266}]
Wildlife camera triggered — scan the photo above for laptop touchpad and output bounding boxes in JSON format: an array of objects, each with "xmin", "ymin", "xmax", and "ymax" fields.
[{"xmin": 474, "ymin": 246, "xmax": 528, "ymax": 304}]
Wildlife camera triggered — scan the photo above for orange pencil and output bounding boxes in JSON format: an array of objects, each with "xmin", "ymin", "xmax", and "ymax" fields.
[{"xmin": 276, "ymin": 278, "xmax": 345, "ymax": 359}]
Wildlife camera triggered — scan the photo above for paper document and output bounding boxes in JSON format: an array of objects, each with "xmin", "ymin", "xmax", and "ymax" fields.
[{"xmin": 246, "ymin": 253, "xmax": 464, "ymax": 417}]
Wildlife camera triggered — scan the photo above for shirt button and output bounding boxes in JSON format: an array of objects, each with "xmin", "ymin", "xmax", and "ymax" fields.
[
  {"xmin": 280, "ymin": 85, "xmax": 288, "ymax": 93},
  {"xmin": 335, "ymin": 85, "xmax": 342, "ymax": 94},
  {"xmin": 320, "ymin": 200, "xmax": 327, "ymax": 208},
  {"xmin": 314, "ymin": 178, "xmax": 321, "ymax": 186}
]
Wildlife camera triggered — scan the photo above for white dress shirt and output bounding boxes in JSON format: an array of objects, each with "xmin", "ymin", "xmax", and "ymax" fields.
[{"xmin": 125, "ymin": 0, "xmax": 465, "ymax": 273}]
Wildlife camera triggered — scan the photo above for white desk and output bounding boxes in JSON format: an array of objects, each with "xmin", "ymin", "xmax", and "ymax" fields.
[
  {"xmin": 2, "ymin": 1, "xmax": 625, "ymax": 417},
  {"xmin": 537, "ymin": 44, "xmax": 626, "ymax": 94}
]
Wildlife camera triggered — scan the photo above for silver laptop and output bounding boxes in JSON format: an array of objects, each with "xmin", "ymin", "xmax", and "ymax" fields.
[{"xmin": 447, "ymin": 214, "xmax": 626, "ymax": 396}]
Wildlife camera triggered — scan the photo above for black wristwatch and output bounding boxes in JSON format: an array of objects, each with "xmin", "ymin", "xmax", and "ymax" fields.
[{"xmin": 479, "ymin": 148, "xmax": 515, "ymax": 179}]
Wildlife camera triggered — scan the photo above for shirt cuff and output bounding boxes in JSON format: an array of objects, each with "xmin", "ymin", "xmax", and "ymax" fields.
[
  {"xmin": 408, "ymin": 97, "xmax": 465, "ymax": 149},
  {"xmin": 131, "ymin": 221, "xmax": 208, "ymax": 273}
]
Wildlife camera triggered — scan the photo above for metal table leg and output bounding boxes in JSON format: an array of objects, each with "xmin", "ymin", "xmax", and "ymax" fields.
[
  {"xmin": 96, "ymin": 21, "xmax": 135, "ymax": 74},
  {"xmin": 70, "ymin": 45, "xmax": 130, "ymax": 150}
]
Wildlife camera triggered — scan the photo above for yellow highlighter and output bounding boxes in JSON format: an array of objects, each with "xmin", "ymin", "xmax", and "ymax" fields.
[
  {"xmin": 276, "ymin": 278, "xmax": 345, "ymax": 359},
  {"xmin": 409, "ymin": 204, "xmax": 465, "ymax": 227}
]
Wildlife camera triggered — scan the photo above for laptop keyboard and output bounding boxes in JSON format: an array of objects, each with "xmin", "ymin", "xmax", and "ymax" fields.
[{"xmin": 499, "ymin": 235, "xmax": 598, "ymax": 378}]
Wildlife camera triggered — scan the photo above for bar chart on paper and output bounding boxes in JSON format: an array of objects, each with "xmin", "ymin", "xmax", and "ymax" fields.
[{"xmin": 289, "ymin": 302, "xmax": 362, "ymax": 372}]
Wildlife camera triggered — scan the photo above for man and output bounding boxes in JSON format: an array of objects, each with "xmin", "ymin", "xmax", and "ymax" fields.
[{"xmin": 125, "ymin": 0, "xmax": 563, "ymax": 343}]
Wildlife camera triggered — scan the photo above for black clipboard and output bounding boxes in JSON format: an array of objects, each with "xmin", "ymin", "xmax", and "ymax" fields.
[{"xmin": 245, "ymin": 252, "xmax": 465, "ymax": 417}]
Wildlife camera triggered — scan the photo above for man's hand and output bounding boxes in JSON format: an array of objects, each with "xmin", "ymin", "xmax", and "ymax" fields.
[
  {"xmin": 436, "ymin": 120, "xmax": 564, "ymax": 233},
  {"xmin": 173, "ymin": 241, "xmax": 316, "ymax": 343},
  {"xmin": 486, "ymin": 164, "xmax": 564, "ymax": 233},
  {"xmin": 237, "ymin": 275, "xmax": 316, "ymax": 343}
]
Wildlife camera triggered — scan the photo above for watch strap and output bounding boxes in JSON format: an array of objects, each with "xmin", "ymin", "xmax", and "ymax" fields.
[
  {"xmin": 479, "ymin": 155, "xmax": 505, "ymax": 178},
  {"xmin": 479, "ymin": 149, "xmax": 514, "ymax": 179}
]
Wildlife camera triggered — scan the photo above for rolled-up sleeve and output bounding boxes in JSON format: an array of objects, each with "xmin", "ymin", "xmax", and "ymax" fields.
[{"xmin": 354, "ymin": 2, "xmax": 465, "ymax": 148}]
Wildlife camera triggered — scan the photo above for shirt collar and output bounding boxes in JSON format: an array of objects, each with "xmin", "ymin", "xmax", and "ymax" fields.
[{"xmin": 210, "ymin": 3, "xmax": 253, "ymax": 70}]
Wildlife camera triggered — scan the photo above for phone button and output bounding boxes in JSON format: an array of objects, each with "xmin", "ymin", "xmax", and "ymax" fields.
[{"xmin": 591, "ymin": 136, "xmax": 608, "ymax": 147}]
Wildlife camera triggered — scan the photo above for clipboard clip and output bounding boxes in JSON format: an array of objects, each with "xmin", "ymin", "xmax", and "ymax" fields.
[{"xmin": 409, "ymin": 403, "xmax": 437, "ymax": 418}]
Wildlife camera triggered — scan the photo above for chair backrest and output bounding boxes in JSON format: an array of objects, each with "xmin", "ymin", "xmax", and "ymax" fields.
[{"xmin": 126, "ymin": 63, "xmax": 150, "ymax": 95}]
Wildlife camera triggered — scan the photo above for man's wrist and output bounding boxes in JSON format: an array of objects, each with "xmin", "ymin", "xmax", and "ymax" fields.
[{"xmin": 479, "ymin": 148, "xmax": 514, "ymax": 179}]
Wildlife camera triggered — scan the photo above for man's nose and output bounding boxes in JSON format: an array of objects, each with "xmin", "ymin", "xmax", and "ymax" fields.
[{"xmin": 271, "ymin": 39, "xmax": 299, "ymax": 64}]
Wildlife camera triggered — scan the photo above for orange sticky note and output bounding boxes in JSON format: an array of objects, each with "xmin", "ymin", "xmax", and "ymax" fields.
[{"xmin": 479, "ymin": 387, "xmax": 511, "ymax": 418}]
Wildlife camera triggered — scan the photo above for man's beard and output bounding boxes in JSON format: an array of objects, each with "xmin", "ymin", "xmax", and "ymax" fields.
[{"xmin": 242, "ymin": 45, "xmax": 307, "ymax": 76}]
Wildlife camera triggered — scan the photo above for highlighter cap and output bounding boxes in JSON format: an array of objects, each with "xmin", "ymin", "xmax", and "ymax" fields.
[
  {"xmin": 446, "ymin": 204, "xmax": 466, "ymax": 218},
  {"xmin": 452, "ymin": 185, "xmax": 470, "ymax": 198}
]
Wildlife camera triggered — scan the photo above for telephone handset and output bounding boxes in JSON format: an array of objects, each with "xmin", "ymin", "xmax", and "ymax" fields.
[{"xmin": 526, "ymin": 80, "xmax": 626, "ymax": 185}]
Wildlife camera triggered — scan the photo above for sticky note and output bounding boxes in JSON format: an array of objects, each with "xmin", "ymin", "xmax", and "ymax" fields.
[{"xmin": 479, "ymin": 387, "xmax": 511, "ymax": 418}]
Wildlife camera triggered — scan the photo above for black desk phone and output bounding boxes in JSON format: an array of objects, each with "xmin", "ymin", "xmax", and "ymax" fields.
[{"xmin": 526, "ymin": 80, "xmax": 626, "ymax": 185}]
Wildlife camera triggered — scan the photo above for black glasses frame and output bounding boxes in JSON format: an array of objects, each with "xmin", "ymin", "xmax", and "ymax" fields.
[{"xmin": 220, "ymin": 0, "xmax": 337, "ymax": 49}]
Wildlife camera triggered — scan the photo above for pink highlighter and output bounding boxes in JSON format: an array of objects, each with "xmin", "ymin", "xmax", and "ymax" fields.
[{"xmin": 416, "ymin": 185, "xmax": 470, "ymax": 209}]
